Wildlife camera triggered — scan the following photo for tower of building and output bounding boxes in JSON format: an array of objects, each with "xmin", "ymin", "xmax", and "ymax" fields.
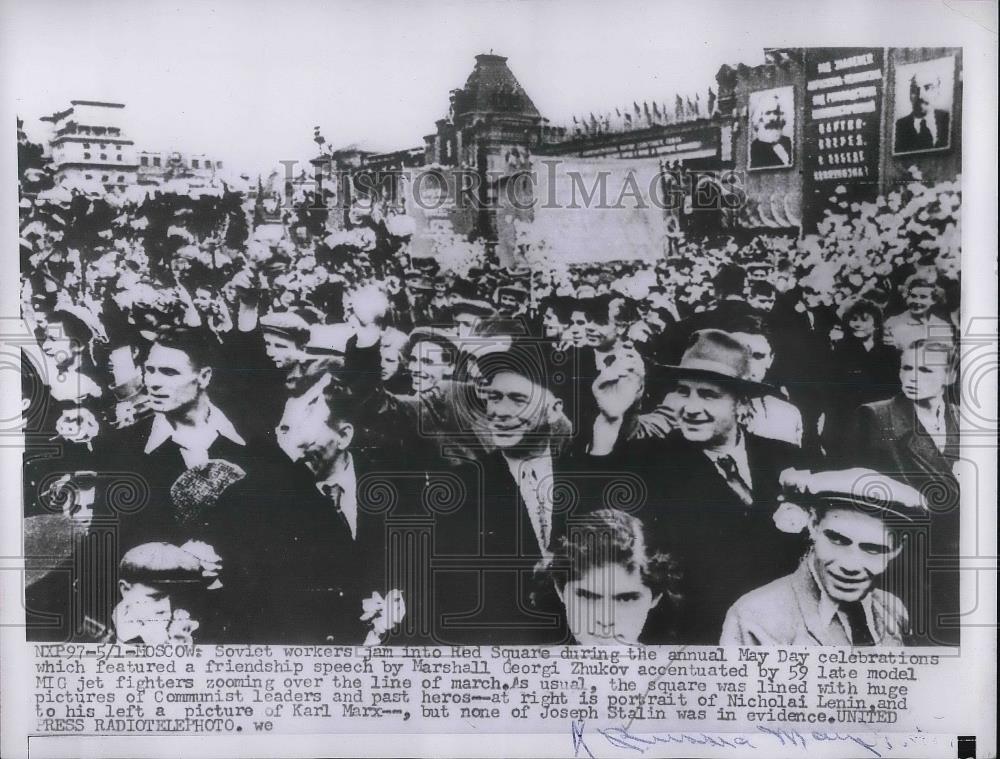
[{"xmin": 40, "ymin": 100, "xmax": 138, "ymax": 191}]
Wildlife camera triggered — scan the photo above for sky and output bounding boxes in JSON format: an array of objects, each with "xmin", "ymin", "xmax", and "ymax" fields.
[
  {"xmin": 3, "ymin": 1, "xmax": 996, "ymax": 176},
  {"xmin": 3, "ymin": 1, "xmax": 764, "ymax": 175}
]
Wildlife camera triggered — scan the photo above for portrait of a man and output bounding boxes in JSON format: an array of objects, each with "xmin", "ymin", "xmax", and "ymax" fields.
[
  {"xmin": 748, "ymin": 86, "xmax": 795, "ymax": 170},
  {"xmin": 893, "ymin": 56, "xmax": 955, "ymax": 155}
]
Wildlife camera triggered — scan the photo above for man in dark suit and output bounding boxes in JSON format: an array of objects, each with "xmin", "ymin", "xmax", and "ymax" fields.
[
  {"xmin": 843, "ymin": 338, "xmax": 960, "ymax": 646},
  {"xmin": 427, "ymin": 341, "xmax": 573, "ymax": 645},
  {"xmin": 894, "ymin": 69, "xmax": 951, "ymax": 153},
  {"xmin": 278, "ymin": 379, "xmax": 423, "ymax": 645},
  {"xmin": 583, "ymin": 330, "xmax": 809, "ymax": 644},
  {"xmin": 91, "ymin": 327, "xmax": 331, "ymax": 642},
  {"xmin": 749, "ymin": 93, "xmax": 793, "ymax": 169},
  {"xmin": 652, "ymin": 265, "xmax": 754, "ymax": 366}
]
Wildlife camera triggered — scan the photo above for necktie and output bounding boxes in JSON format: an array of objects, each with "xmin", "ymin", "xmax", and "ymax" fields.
[
  {"xmin": 715, "ymin": 454, "xmax": 753, "ymax": 506},
  {"xmin": 520, "ymin": 465, "xmax": 550, "ymax": 550},
  {"xmin": 917, "ymin": 118, "xmax": 931, "ymax": 146},
  {"xmin": 321, "ymin": 483, "xmax": 351, "ymax": 535},
  {"xmin": 843, "ymin": 601, "xmax": 875, "ymax": 646}
]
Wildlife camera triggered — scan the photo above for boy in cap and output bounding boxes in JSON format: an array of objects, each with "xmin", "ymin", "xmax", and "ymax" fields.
[
  {"xmin": 258, "ymin": 311, "xmax": 310, "ymax": 371},
  {"xmin": 721, "ymin": 468, "xmax": 924, "ymax": 646},
  {"xmin": 112, "ymin": 542, "xmax": 211, "ymax": 644}
]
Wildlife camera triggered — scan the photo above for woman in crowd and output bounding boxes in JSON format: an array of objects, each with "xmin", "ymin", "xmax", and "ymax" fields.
[
  {"xmin": 825, "ymin": 298, "xmax": 901, "ymax": 454},
  {"xmin": 547, "ymin": 509, "xmax": 682, "ymax": 645},
  {"xmin": 846, "ymin": 337, "xmax": 960, "ymax": 646}
]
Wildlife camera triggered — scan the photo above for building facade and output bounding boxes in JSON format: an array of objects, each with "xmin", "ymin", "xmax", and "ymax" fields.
[
  {"xmin": 137, "ymin": 150, "xmax": 225, "ymax": 186},
  {"xmin": 318, "ymin": 47, "xmax": 963, "ymax": 258},
  {"xmin": 40, "ymin": 100, "xmax": 138, "ymax": 191},
  {"xmin": 719, "ymin": 47, "xmax": 963, "ymax": 233}
]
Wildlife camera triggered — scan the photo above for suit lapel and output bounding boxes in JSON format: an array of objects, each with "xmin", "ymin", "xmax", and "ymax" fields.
[{"xmin": 896, "ymin": 396, "xmax": 951, "ymax": 476}]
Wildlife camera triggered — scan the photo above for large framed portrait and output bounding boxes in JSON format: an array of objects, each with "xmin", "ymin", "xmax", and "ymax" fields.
[
  {"xmin": 893, "ymin": 55, "xmax": 955, "ymax": 155},
  {"xmin": 747, "ymin": 85, "xmax": 795, "ymax": 170}
]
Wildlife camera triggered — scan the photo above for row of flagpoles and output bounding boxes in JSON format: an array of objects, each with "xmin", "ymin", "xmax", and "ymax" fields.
[{"xmin": 567, "ymin": 89, "xmax": 718, "ymax": 137}]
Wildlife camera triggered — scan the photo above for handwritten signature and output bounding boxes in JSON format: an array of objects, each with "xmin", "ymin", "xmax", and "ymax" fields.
[
  {"xmin": 571, "ymin": 720, "xmax": 896, "ymax": 758},
  {"xmin": 572, "ymin": 721, "xmax": 754, "ymax": 758}
]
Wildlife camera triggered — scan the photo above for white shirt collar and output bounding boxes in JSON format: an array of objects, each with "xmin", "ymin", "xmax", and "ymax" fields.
[{"xmin": 145, "ymin": 403, "xmax": 246, "ymax": 465}]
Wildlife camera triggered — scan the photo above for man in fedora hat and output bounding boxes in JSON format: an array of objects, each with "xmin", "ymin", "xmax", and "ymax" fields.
[
  {"xmin": 449, "ymin": 295, "xmax": 496, "ymax": 339},
  {"xmin": 721, "ymin": 468, "xmax": 923, "ymax": 646},
  {"xmin": 585, "ymin": 329, "xmax": 808, "ymax": 644}
]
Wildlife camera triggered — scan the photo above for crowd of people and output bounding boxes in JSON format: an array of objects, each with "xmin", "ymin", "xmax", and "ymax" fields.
[{"xmin": 20, "ymin": 136, "xmax": 962, "ymax": 648}]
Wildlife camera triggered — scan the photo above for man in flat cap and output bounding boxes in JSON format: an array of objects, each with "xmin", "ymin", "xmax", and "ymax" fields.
[
  {"xmin": 496, "ymin": 283, "xmax": 530, "ymax": 318},
  {"xmin": 112, "ymin": 542, "xmax": 212, "ymax": 644},
  {"xmin": 721, "ymin": 468, "xmax": 924, "ymax": 646},
  {"xmin": 449, "ymin": 296, "xmax": 496, "ymax": 339},
  {"xmin": 259, "ymin": 310, "xmax": 310, "ymax": 373}
]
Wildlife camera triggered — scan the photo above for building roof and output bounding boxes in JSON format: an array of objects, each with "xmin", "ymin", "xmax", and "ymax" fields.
[
  {"xmin": 70, "ymin": 100, "xmax": 126, "ymax": 109},
  {"xmin": 453, "ymin": 53, "xmax": 540, "ymax": 118},
  {"xmin": 42, "ymin": 101, "xmax": 127, "ymax": 123}
]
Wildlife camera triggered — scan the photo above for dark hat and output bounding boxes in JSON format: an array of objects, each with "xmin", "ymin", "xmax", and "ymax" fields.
[
  {"xmin": 259, "ymin": 311, "xmax": 310, "ymax": 344},
  {"xmin": 780, "ymin": 468, "xmax": 928, "ymax": 523},
  {"xmin": 450, "ymin": 297, "xmax": 496, "ymax": 318},
  {"xmin": 537, "ymin": 294, "xmax": 573, "ymax": 320},
  {"xmin": 477, "ymin": 338, "xmax": 554, "ymax": 394},
  {"xmin": 497, "ymin": 283, "xmax": 530, "ymax": 300},
  {"xmin": 659, "ymin": 329, "xmax": 772, "ymax": 395},
  {"xmin": 403, "ymin": 327, "xmax": 458, "ymax": 360},
  {"xmin": 407, "ymin": 275, "xmax": 435, "ymax": 292},
  {"xmin": 410, "ymin": 256, "xmax": 439, "ymax": 273}
]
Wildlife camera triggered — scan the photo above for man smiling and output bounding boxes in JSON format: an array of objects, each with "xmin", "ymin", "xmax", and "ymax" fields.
[
  {"xmin": 429, "ymin": 340, "xmax": 572, "ymax": 645},
  {"xmin": 95, "ymin": 327, "xmax": 333, "ymax": 641},
  {"xmin": 722, "ymin": 468, "xmax": 924, "ymax": 646},
  {"xmin": 586, "ymin": 329, "xmax": 808, "ymax": 643}
]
